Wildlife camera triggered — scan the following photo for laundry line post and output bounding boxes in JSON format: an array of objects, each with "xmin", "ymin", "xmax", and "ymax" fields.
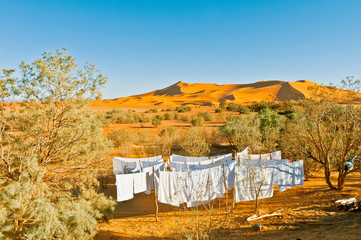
[
  {"xmin": 124, "ymin": 165, "xmax": 127, "ymax": 174},
  {"xmin": 232, "ymin": 171, "xmax": 236, "ymax": 213},
  {"xmin": 153, "ymin": 166, "xmax": 159, "ymax": 222},
  {"xmin": 139, "ymin": 160, "xmax": 143, "ymax": 172},
  {"xmin": 222, "ymin": 162, "xmax": 228, "ymax": 211}
]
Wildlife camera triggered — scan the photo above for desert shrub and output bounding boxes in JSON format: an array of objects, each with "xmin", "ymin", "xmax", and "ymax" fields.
[
  {"xmin": 215, "ymin": 108, "xmax": 223, "ymax": 113},
  {"xmin": 145, "ymin": 108, "xmax": 158, "ymax": 113},
  {"xmin": 105, "ymin": 109, "xmax": 150, "ymax": 124},
  {"xmin": 176, "ymin": 106, "xmax": 192, "ymax": 113},
  {"xmin": 152, "ymin": 117, "xmax": 162, "ymax": 127},
  {"xmin": 165, "ymin": 108, "xmax": 175, "ymax": 111},
  {"xmin": 0, "ymin": 49, "xmax": 115, "ymax": 239},
  {"xmin": 181, "ymin": 114, "xmax": 192, "ymax": 122},
  {"xmin": 238, "ymin": 106, "xmax": 251, "ymax": 114},
  {"xmin": 164, "ymin": 112, "xmax": 179, "ymax": 120},
  {"xmin": 191, "ymin": 116, "xmax": 205, "ymax": 127},
  {"xmin": 219, "ymin": 102, "xmax": 227, "ymax": 109},
  {"xmin": 108, "ymin": 129, "xmax": 134, "ymax": 157},
  {"xmin": 198, "ymin": 111, "xmax": 214, "ymax": 121},
  {"xmin": 180, "ymin": 128, "xmax": 210, "ymax": 156},
  {"xmin": 226, "ymin": 103, "xmax": 241, "ymax": 112}
]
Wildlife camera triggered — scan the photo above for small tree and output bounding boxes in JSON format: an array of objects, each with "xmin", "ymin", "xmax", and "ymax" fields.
[
  {"xmin": 282, "ymin": 77, "xmax": 361, "ymax": 190},
  {"xmin": 218, "ymin": 115, "xmax": 262, "ymax": 152},
  {"xmin": 0, "ymin": 49, "xmax": 115, "ymax": 239},
  {"xmin": 191, "ymin": 116, "xmax": 205, "ymax": 127},
  {"xmin": 180, "ymin": 128, "xmax": 210, "ymax": 156}
]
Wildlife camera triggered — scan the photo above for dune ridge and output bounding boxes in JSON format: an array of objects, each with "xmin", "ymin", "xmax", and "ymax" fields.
[{"xmin": 90, "ymin": 80, "xmax": 344, "ymax": 107}]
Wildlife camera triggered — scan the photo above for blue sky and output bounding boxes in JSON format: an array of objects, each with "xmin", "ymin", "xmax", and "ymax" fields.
[{"xmin": 1, "ymin": 0, "xmax": 361, "ymax": 99}]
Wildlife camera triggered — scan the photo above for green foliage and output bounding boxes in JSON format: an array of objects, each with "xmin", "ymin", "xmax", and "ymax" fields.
[
  {"xmin": 145, "ymin": 108, "xmax": 158, "ymax": 113},
  {"xmin": 105, "ymin": 109, "xmax": 150, "ymax": 124},
  {"xmin": 164, "ymin": 112, "xmax": 179, "ymax": 120},
  {"xmin": 198, "ymin": 111, "xmax": 214, "ymax": 121},
  {"xmin": 191, "ymin": 116, "xmax": 205, "ymax": 127},
  {"xmin": 219, "ymin": 102, "xmax": 227, "ymax": 109},
  {"xmin": 152, "ymin": 117, "xmax": 162, "ymax": 127},
  {"xmin": 218, "ymin": 116, "xmax": 261, "ymax": 152},
  {"xmin": 175, "ymin": 106, "xmax": 192, "ymax": 113},
  {"xmin": 215, "ymin": 108, "xmax": 223, "ymax": 113},
  {"xmin": 257, "ymin": 108, "xmax": 285, "ymax": 134},
  {"xmin": 181, "ymin": 114, "xmax": 192, "ymax": 122},
  {"xmin": 180, "ymin": 128, "xmax": 210, "ymax": 156},
  {"xmin": 0, "ymin": 49, "xmax": 115, "ymax": 239}
]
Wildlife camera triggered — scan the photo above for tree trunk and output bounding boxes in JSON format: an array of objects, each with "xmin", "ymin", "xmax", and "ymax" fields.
[
  {"xmin": 324, "ymin": 162, "xmax": 337, "ymax": 190},
  {"xmin": 337, "ymin": 172, "xmax": 346, "ymax": 190}
]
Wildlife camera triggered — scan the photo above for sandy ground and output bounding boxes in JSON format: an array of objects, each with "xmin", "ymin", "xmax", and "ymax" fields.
[{"xmin": 96, "ymin": 171, "xmax": 361, "ymax": 240}]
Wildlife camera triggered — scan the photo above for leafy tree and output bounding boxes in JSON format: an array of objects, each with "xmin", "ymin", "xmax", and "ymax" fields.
[
  {"xmin": 0, "ymin": 49, "xmax": 115, "ymax": 239},
  {"xmin": 180, "ymin": 128, "xmax": 210, "ymax": 157},
  {"xmin": 218, "ymin": 116, "xmax": 261, "ymax": 152},
  {"xmin": 281, "ymin": 77, "xmax": 361, "ymax": 190}
]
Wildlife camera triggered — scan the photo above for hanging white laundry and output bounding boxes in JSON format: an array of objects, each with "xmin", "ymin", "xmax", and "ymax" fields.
[
  {"xmin": 140, "ymin": 162, "xmax": 164, "ymax": 194},
  {"xmin": 113, "ymin": 155, "xmax": 163, "ymax": 175},
  {"xmin": 234, "ymin": 166, "xmax": 274, "ymax": 202},
  {"xmin": 158, "ymin": 171, "xmax": 188, "ymax": 207},
  {"xmin": 133, "ymin": 172, "xmax": 147, "ymax": 194},
  {"xmin": 236, "ymin": 147, "xmax": 249, "ymax": 160},
  {"xmin": 274, "ymin": 160, "xmax": 304, "ymax": 192},
  {"xmin": 115, "ymin": 174, "xmax": 134, "ymax": 202},
  {"xmin": 186, "ymin": 166, "xmax": 225, "ymax": 207},
  {"xmin": 224, "ymin": 161, "xmax": 237, "ymax": 190},
  {"xmin": 239, "ymin": 159, "xmax": 289, "ymax": 167},
  {"xmin": 171, "ymin": 154, "xmax": 209, "ymax": 163},
  {"xmin": 270, "ymin": 150, "xmax": 282, "ymax": 160},
  {"xmin": 249, "ymin": 153, "xmax": 271, "ymax": 160}
]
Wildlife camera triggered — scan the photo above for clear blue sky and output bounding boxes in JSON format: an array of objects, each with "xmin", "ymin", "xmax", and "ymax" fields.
[{"xmin": 1, "ymin": 0, "xmax": 361, "ymax": 99}]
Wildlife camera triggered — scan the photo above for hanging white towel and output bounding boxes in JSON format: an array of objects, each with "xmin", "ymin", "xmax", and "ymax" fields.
[
  {"xmin": 235, "ymin": 166, "xmax": 274, "ymax": 202},
  {"xmin": 270, "ymin": 150, "xmax": 282, "ymax": 160},
  {"xmin": 133, "ymin": 172, "xmax": 147, "ymax": 194},
  {"xmin": 158, "ymin": 171, "xmax": 188, "ymax": 207},
  {"xmin": 186, "ymin": 166, "xmax": 225, "ymax": 207},
  {"xmin": 274, "ymin": 160, "xmax": 304, "ymax": 192},
  {"xmin": 239, "ymin": 159, "xmax": 289, "ymax": 167},
  {"xmin": 236, "ymin": 147, "xmax": 249, "ymax": 160},
  {"xmin": 115, "ymin": 174, "xmax": 134, "ymax": 202}
]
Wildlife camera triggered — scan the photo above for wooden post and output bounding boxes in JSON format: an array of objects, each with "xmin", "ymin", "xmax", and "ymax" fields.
[
  {"xmin": 153, "ymin": 166, "xmax": 159, "ymax": 222},
  {"xmin": 167, "ymin": 161, "xmax": 170, "ymax": 172},
  {"xmin": 124, "ymin": 165, "xmax": 127, "ymax": 174},
  {"xmin": 232, "ymin": 171, "xmax": 237, "ymax": 212},
  {"xmin": 139, "ymin": 160, "xmax": 143, "ymax": 172},
  {"xmin": 223, "ymin": 162, "xmax": 228, "ymax": 211}
]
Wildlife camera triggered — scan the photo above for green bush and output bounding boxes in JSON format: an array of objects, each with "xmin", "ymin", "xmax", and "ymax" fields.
[
  {"xmin": 145, "ymin": 108, "xmax": 158, "ymax": 113},
  {"xmin": 181, "ymin": 114, "xmax": 192, "ymax": 122},
  {"xmin": 215, "ymin": 108, "xmax": 223, "ymax": 113},
  {"xmin": 198, "ymin": 111, "xmax": 214, "ymax": 121},
  {"xmin": 191, "ymin": 116, "xmax": 205, "ymax": 127},
  {"xmin": 176, "ymin": 106, "xmax": 192, "ymax": 113}
]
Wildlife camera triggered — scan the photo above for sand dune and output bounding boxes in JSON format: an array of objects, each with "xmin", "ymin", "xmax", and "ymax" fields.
[{"xmin": 90, "ymin": 80, "xmax": 353, "ymax": 107}]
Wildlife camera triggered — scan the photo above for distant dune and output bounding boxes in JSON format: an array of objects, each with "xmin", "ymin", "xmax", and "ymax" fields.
[{"xmin": 90, "ymin": 80, "xmax": 346, "ymax": 107}]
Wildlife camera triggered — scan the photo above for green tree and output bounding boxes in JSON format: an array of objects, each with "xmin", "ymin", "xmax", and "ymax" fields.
[
  {"xmin": 218, "ymin": 116, "xmax": 261, "ymax": 152},
  {"xmin": 0, "ymin": 49, "xmax": 115, "ymax": 239},
  {"xmin": 281, "ymin": 77, "xmax": 361, "ymax": 190},
  {"xmin": 180, "ymin": 128, "xmax": 210, "ymax": 157}
]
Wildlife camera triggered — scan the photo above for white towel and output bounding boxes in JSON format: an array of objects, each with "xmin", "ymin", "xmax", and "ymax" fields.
[
  {"xmin": 270, "ymin": 150, "xmax": 282, "ymax": 160},
  {"xmin": 239, "ymin": 159, "xmax": 289, "ymax": 167},
  {"xmin": 235, "ymin": 166, "xmax": 274, "ymax": 202},
  {"xmin": 158, "ymin": 171, "xmax": 188, "ymax": 207},
  {"xmin": 133, "ymin": 172, "xmax": 147, "ymax": 194},
  {"xmin": 236, "ymin": 147, "xmax": 249, "ymax": 160},
  {"xmin": 115, "ymin": 174, "xmax": 134, "ymax": 202},
  {"xmin": 274, "ymin": 160, "xmax": 304, "ymax": 192}
]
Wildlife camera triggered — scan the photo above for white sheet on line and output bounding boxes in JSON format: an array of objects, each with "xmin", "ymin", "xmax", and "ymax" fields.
[
  {"xmin": 234, "ymin": 166, "xmax": 274, "ymax": 202},
  {"xmin": 270, "ymin": 150, "xmax": 282, "ymax": 160},
  {"xmin": 273, "ymin": 160, "xmax": 304, "ymax": 192},
  {"xmin": 186, "ymin": 165, "xmax": 225, "ymax": 207},
  {"xmin": 158, "ymin": 171, "xmax": 188, "ymax": 207},
  {"xmin": 133, "ymin": 172, "xmax": 147, "ymax": 194},
  {"xmin": 115, "ymin": 174, "xmax": 134, "ymax": 202},
  {"xmin": 113, "ymin": 155, "xmax": 163, "ymax": 175},
  {"xmin": 236, "ymin": 147, "xmax": 249, "ymax": 160},
  {"xmin": 239, "ymin": 159, "xmax": 289, "ymax": 167}
]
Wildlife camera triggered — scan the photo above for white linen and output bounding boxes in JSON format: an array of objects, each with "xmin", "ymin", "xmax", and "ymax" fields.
[
  {"xmin": 133, "ymin": 172, "xmax": 147, "ymax": 194},
  {"xmin": 115, "ymin": 174, "xmax": 134, "ymax": 202},
  {"xmin": 273, "ymin": 160, "xmax": 304, "ymax": 192},
  {"xmin": 236, "ymin": 147, "xmax": 249, "ymax": 160},
  {"xmin": 239, "ymin": 159, "xmax": 289, "ymax": 167},
  {"xmin": 249, "ymin": 153, "xmax": 271, "ymax": 160},
  {"xmin": 113, "ymin": 155, "xmax": 162, "ymax": 175},
  {"xmin": 270, "ymin": 150, "xmax": 282, "ymax": 160},
  {"xmin": 158, "ymin": 171, "xmax": 188, "ymax": 207},
  {"xmin": 186, "ymin": 166, "xmax": 225, "ymax": 207},
  {"xmin": 234, "ymin": 166, "xmax": 274, "ymax": 202}
]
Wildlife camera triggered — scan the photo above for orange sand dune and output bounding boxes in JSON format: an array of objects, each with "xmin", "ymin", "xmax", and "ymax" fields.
[{"xmin": 90, "ymin": 80, "xmax": 357, "ymax": 107}]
